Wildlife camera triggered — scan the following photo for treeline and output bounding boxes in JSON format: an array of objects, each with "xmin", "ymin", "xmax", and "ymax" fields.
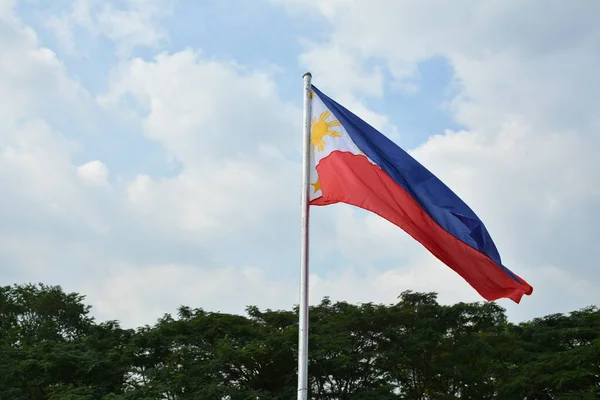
[{"xmin": 0, "ymin": 284, "xmax": 598, "ymax": 399}]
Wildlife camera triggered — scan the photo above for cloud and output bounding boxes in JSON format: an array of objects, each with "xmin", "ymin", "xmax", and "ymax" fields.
[
  {"xmin": 272, "ymin": 0, "xmax": 600, "ymax": 312},
  {"xmin": 1, "ymin": 0, "xmax": 598, "ymax": 329},
  {"xmin": 81, "ymin": 252, "xmax": 487, "ymax": 329},
  {"xmin": 1, "ymin": 5, "xmax": 311, "ymax": 327},
  {"xmin": 89, "ymin": 247, "xmax": 595, "ymax": 329},
  {"xmin": 77, "ymin": 160, "xmax": 110, "ymax": 186},
  {"xmin": 83, "ymin": 263, "xmax": 295, "ymax": 328},
  {"xmin": 98, "ymin": 49, "xmax": 303, "ymax": 243},
  {"xmin": 276, "ymin": 0, "xmax": 600, "ymax": 133},
  {"xmin": 46, "ymin": 0, "xmax": 173, "ymax": 57}
]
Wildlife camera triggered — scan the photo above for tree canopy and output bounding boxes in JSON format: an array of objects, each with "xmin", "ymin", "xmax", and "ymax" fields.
[{"xmin": 0, "ymin": 283, "xmax": 598, "ymax": 399}]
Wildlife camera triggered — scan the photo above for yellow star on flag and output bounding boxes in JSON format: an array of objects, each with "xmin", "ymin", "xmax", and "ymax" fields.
[{"xmin": 311, "ymin": 179, "xmax": 321, "ymax": 193}]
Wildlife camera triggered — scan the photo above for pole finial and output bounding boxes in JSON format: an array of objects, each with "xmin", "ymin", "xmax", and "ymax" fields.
[{"xmin": 303, "ymin": 72, "xmax": 312, "ymax": 78}]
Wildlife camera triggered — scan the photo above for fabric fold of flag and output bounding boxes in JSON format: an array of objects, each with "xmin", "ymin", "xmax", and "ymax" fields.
[{"xmin": 308, "ymin": 85, "xmax": 533, "ymax": 303}]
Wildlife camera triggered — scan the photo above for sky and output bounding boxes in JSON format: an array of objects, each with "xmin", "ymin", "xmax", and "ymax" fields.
[{"xmin": 1, "ymin": 0, "xmax": 598, "ymax": 328}]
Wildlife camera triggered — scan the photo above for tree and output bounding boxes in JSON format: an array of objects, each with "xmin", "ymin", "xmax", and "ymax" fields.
[
  {"xmin": 498, "ymin": 306, "xmax": 600, "ymax": 399},
  {"xmin": 307, "ymin": 297, "xmax": 394, "ymax": 399},
  {"xmin": 0, "ymin": 284, "xmax": 133, "ymax": 400},
  {"xmin": 1, "ymin": 283, "xmax": 599, "ymax": 399}
]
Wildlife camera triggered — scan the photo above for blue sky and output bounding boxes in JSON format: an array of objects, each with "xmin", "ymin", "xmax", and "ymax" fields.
[{"xmin": 1, "ymin": 0, "xmax": 598, "ymax": 327}]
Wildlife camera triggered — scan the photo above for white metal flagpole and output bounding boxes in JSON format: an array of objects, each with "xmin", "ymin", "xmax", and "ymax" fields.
[{"xmin": 297, "ymin": 72, "xmax": 312, "ymax": 400}]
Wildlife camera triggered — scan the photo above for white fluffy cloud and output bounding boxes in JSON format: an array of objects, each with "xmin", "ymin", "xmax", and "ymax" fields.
[
  {"xmin": 273, "ymin": 0, "xmax": 600, "ymax": 313},
  {"xmin": 0, "ymin": 0, "xmax": 597, "ymax": 328},
  {"xmin": 77, "ymin": 160, "xmax": 110, "ymax": 186},
  {"xmin": 47, "ymin": 0, "xmax": 173, "ymax": 57},
  {"xmin": 98, "ymin": 49, "xmax": 302, "ymax": 242},
  {"xmin": 0, "ymin": 3, "xmax": 317, "ymax": 326}
]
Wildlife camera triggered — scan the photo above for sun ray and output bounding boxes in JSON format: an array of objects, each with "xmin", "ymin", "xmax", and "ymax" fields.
[{"xmin": 319, "ymin": 110, "xmax": 331, "ymax": 120}]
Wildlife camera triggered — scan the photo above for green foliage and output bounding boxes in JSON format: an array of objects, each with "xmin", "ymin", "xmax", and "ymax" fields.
[
  {"xmin": 0, "ymin": 284, "xmax": 133, "ymax": 400},
  {"xmin": 1, "ymin": 283, "xmax": 599, "ymax": 399}
]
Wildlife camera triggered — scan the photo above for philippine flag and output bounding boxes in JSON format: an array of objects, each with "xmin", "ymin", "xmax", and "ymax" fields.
[{"xmin": 309, "ymin": 85, "xmax": 533, "ymax": 303}]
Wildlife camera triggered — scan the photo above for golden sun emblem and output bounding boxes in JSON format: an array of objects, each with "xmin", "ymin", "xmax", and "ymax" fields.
[{"xmin": 311, "ymin": 110, "xmax": 341, "ymax": 152}]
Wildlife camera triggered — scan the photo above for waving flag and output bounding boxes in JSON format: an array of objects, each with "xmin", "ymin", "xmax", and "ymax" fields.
[{"xmin": 308, "ymin": 85, "xmax": 533, "ymax": 303}]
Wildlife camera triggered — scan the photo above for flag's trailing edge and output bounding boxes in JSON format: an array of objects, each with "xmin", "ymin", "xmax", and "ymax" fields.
[{"xmin": 309, "ymin": 85, "xmax": 533, "ymax": 303}]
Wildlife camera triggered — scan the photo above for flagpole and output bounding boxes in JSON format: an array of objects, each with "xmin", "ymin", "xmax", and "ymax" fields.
[{"xmin": 297, "ymin": 71, "xmax": 312, "ymax": 400}]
